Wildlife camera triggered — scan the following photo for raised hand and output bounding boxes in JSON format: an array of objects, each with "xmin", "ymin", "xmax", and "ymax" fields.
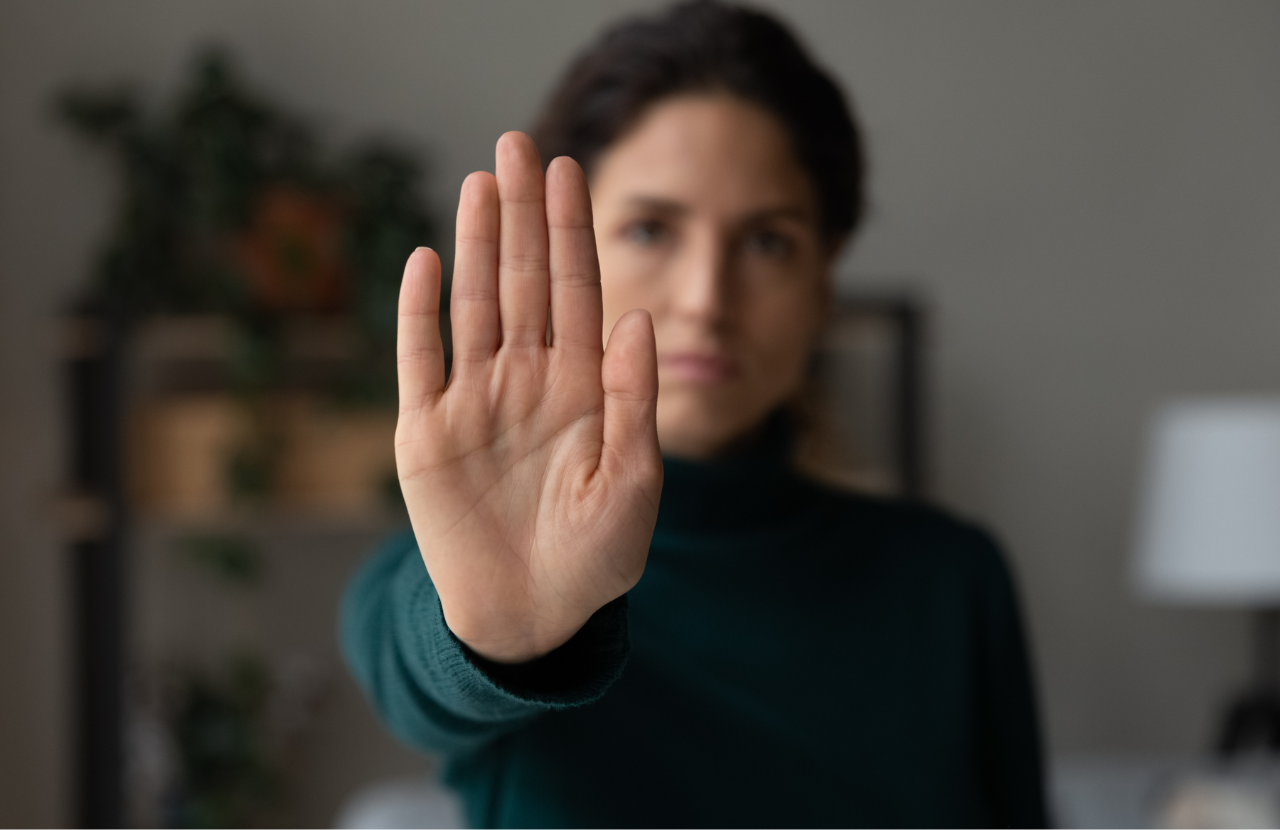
[{"xmin": 394, "ymin": 132, "xmax": 662, "ymax": 664}]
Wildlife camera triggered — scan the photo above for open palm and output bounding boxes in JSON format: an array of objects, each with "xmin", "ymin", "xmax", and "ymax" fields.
[{"xmin": 394, "ymin": 132, "xmax": 662, "ymax": 664}]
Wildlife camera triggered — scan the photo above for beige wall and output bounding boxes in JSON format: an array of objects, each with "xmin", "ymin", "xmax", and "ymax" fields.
[{"xmin": 2, "ymin": 1, "xmax": 1278, "ymax": 824}]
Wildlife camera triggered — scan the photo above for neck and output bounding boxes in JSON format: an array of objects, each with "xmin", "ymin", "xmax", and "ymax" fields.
[
  {"xmin": 655, "ymin": 410, "xmax": 812, "ymax": 534},
  {"xmin": 658, "ymin": 417, "xmax": 773, "ymax": 462}
]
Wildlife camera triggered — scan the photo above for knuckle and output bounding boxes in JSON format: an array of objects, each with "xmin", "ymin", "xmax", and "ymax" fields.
[
  {"xmin": 452, "ymin": 344, "xmax": 495, "ymax": 362},
  {"xmin": 501, "ymin": 252, "xmax": 548, "ymax": 274},
  {"xmin": 548, "ymin": 217, "xmax": 593, "ymax": 231},
  {"xmin": 452, "ymin": 285, "xmax": 498, "ymax": 303},
  {"xmin": 397, "ymin": 347, "xmax": 441, "ymax": 364},
  {"xmin": 551, "ymin": 267, "xmax": 598, "ymax": 288},
  {"xmin": 499, "ymin": 193, "xmax": 544, "ymax": 207}
]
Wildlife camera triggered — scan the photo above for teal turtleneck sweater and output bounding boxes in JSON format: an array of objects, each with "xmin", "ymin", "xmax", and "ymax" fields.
[{"xmin": 340, "ymin": 426, "xmax": 1047, "ymax": 828}]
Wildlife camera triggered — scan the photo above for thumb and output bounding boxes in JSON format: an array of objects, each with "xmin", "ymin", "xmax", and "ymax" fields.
[{"xmin": 600, "ymin": 309, "xmax": 661, "ymax": 484}]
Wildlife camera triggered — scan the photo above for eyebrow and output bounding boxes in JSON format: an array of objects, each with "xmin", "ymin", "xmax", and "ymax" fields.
[
  {"xmin": 623, "ymin": 195, "xmax": 814, "ymax": 224},
  {"xmin": 625, "ymin": 196, "xmax": 688, "ymax": 216}
]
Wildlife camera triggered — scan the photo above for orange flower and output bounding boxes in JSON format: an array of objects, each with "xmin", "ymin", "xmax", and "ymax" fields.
[{"xmin": 235, "ymin": 185, "xmax": 349, "ymax": 313}]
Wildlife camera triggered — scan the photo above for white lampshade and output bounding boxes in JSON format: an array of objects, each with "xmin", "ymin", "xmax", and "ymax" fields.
[{"xmin": 1133, "ymin": 397, "xmax": 1280, "ymax": 605}]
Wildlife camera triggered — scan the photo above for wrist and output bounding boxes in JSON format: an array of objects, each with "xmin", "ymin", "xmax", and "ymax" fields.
[
  {"xmin": 448, "ymin": 594, "xmax": 632, "ymax": 706},
  {"xmin": 458, "ymin": 635, "xmax": 570, "ymax": 665},
  {"xmin": 443, "ymin": 610, "xmax": 589, "ymax": 665}
]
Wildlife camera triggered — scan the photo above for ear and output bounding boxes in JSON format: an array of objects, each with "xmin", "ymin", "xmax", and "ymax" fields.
[
  {"xmin": 821, "ymin": 231, "xmax": 850, "ymax": 268},
  {"xmin": 816, "ymin": 237, "xmax": 846, "ymax": 313}
]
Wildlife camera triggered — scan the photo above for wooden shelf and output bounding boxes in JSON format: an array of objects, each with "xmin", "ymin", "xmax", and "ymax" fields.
[
  {"xmin": 133, "ymin": 505, "xmax": 405, "ymax": 537},
  {"xmin": 48, "ymin": 492, "xmax": 405, "ymax": 541}
]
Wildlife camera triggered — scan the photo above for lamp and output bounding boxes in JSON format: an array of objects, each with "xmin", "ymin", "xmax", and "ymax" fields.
[{"xmin": 1133, "ymin": 397, "xmax": 1280, "ymax": 753}]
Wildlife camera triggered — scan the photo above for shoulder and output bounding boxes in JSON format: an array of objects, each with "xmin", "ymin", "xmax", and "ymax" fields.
[
  {"xmin": 802, "ymin": 477, "xmax": 1014, "ymax": 590},
  {"xmin": 802, "ymin": 482, "xmax": 1032, "ymax": 651}
]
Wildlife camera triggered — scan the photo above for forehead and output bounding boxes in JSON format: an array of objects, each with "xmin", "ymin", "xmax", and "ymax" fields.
[{"xmin": 589, "ymin": 94, "xmax": 817, "ymax": 220}]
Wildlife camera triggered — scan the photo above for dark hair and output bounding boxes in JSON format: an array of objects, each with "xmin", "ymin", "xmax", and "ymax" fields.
[{"xmin": 531, "ymin": 0, "xmax": 865, "ymax": 243}]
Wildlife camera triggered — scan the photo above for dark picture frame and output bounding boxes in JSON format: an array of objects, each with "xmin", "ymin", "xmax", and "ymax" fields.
[{"xmin": 795, "ymin": 293, "xmax": 928, "ymax": 499}]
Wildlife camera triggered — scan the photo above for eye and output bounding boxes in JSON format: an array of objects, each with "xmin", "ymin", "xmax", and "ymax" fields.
[
  {"xmin": 744, "ymin": 229, "xmax": 794, "ymax": 259},
  {"xmin": 624, "ymin": 219, "xmax": 669, "ymax": 247}
]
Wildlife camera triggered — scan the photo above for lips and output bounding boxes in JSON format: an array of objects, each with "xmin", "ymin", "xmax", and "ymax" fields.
[{"xmin": 658, "ymin": 352, "xmax": 738, "ymax": 383}]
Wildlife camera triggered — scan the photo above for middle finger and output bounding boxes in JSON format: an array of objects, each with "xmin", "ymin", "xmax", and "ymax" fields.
[{"xmin": 495, "ymin": 132, "xmax": 550, "ymax": 350}]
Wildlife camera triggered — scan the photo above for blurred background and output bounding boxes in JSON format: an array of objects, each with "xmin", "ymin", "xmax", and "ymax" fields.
[{"xmin": 2, "ymin": 1, "xmax": 1279, "ymax": 826}]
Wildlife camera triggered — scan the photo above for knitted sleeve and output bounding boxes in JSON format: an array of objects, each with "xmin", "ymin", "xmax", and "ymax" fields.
[{"xmin": 339, "ymin": 530, "xmax": 630, "ymax": 755}]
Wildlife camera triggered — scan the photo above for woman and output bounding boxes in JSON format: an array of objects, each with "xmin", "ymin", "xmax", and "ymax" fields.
[{"xmin": 342, "ymin": 2, "xmax": 1046, "ymax": 826}]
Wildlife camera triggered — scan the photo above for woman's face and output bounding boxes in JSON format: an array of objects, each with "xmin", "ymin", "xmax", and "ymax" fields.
[{"xmin": 591, "ymin": 94, "xmax": 836, "ymax": 460}]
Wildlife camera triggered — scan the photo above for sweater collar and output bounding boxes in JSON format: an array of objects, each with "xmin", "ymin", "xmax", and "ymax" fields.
[{"xmin": 655, "ymin": 412, "xmax": 813, "ymax": 534}]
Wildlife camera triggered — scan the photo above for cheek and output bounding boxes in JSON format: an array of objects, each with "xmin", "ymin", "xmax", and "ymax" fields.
[
  {"xmin": 744, "ymin": 286, "xmax": 822, "ymax": 386},
  {"xmin": 597, "ymin": 237, "xmax": 665, "ymax": 336}
]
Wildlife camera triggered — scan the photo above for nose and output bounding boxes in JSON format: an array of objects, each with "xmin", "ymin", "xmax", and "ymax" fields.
[{"xmin": 670, "ymin": 228, "xmax": 732, "ymax": 328}]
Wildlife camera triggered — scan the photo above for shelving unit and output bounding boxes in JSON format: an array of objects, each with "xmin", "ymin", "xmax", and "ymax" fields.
[
  {"xmin": 61, "ymin": 311, "xmax": 406, "ymax": 828},
  {"xmin": 63, "ymin": 311, "xmax": 128, "ymax": 829}
]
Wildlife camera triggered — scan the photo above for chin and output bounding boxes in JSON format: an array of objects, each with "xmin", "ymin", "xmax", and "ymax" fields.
[{"xmin": 655, "ymin": 389, "xmax": 769, "ymax": 459}]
